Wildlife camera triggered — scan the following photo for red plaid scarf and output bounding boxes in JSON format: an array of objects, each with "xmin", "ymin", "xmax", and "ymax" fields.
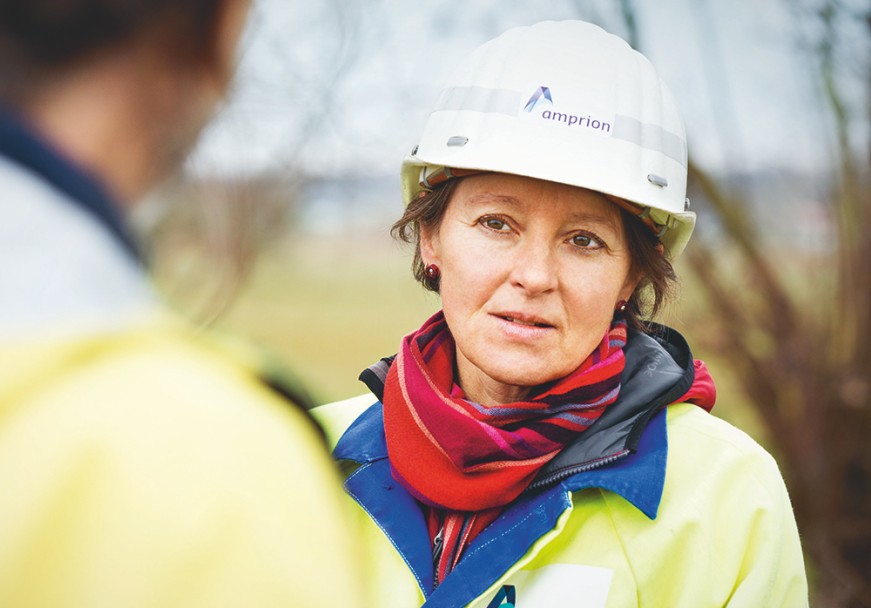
[{"xmin": 383, "ymin": 311, "xmax": 630, "ymax": 581}]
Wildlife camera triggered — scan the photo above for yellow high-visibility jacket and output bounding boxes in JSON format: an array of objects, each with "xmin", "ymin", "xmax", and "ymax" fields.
[
  {"xmin": 0, "ymin": 119, "xmax": 367, "ymax": 607},
  {"xmin": 314, "ymin": 327, "xmax": 809, "ymax": 608}
]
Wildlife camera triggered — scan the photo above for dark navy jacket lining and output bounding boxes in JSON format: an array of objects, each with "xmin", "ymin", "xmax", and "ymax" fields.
[
  {"xmin": 0, "ymin": 109, "xmax": 140, "ymax": 262},
  {"xmin": 533, "ymin": 324, "xmax": 695, "ymax": 484}
]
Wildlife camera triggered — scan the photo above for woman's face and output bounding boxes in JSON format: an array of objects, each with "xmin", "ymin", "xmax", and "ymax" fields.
[{"xmin": 421, "ymin": 173, "xmax": 638, "ymax": 405}]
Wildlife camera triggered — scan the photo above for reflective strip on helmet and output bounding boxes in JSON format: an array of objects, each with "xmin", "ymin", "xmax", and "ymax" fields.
[
  {"xmin": 611, "ymin": 116, "xmax": 687, "ymax": 167},
  {"xmin": 431, "ymin": 87, "xmax": 686, "ymax": 169},
  {"xmin": 434, "ymin": 86, "xmax": 522, "ymax": 116}
]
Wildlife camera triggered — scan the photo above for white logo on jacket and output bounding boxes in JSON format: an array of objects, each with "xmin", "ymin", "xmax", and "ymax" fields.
[{"xmin": 476, "ymin": 564, "xmax": 613, "ymax": 607}]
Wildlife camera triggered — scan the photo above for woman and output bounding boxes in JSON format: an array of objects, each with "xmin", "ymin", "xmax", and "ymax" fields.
[
  {"xmin": 0, "ymin": 2, "xmax": 366, "ymax": 606},
  {"xmin": 315, "ymin": 21, "xmax": 808, "ymax": 607}
]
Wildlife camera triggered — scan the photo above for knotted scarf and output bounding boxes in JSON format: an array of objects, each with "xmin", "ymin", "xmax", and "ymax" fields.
[{"xmin": 383, "ymin": 310, "xmax": 630, "ymax": 581}]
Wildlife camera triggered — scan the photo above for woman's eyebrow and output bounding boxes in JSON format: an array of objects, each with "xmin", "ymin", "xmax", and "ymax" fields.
[
  {"xmin": 465, "ymin": 193, "xmax": 524, "ymax": 208},
  {"xmin": 565, "ymin": 211, "xmax": 620, "ymax": 231}
]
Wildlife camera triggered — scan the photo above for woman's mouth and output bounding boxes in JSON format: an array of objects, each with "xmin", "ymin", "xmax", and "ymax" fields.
[
  {"xmin": 501, "ymin": 316, "xmax": 550, "ymax": 328},
  {"xmin": 493, "ymin": 312, "xmax": 555, "ymax": 329}
]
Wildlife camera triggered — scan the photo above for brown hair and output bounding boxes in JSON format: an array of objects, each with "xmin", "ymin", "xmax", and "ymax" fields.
[
  {"xmin": 391, "ymin": 179, "xmax": 677, "ymax": 331},
  {"xmin": 0, "ymin": 0, "xmax": 227, "ymax": 99}
]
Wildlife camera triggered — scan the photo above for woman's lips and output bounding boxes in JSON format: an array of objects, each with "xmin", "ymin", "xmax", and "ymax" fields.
[
  {"xmin": 493, "ymin": 312, "xmax": 554, "ymax": 327},
  {"xmin": 492, "ymin": 312, "xmax": 556, "ymax": 336}
]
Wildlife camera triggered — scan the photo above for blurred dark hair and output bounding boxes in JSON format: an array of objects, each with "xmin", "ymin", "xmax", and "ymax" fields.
[
  {"xmin": 0, "ymin": 0, "xmax": 226, "ymax": 99},
  {"xmin": 391, "ymin": 178, "xmax": 677, "ymax": 331}
]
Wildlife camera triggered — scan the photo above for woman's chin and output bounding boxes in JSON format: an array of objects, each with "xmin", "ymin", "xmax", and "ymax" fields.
[{"xmin": 470, "ymin": 361, "xmax": 572, "ymax": 397}]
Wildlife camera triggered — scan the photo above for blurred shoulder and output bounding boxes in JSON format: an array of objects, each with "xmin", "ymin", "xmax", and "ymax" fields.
[
  {"xmin": 1, "ymin": 318, "xmax": 329, "ymax": 465},
  {"xmin": 0, "ymin": 320, "xmax": 368, "ymax": 607}
]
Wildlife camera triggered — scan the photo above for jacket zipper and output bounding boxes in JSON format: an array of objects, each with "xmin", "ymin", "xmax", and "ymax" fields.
[
  {"xmin": 431, "ymin": 526, "xmax": 444, "ymax": 589},
  {"xmin": 524, "ymin": 449, "xmax": 631, "ymax": 493}
]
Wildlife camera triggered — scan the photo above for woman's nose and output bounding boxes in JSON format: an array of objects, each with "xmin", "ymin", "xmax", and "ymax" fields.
[{"xmin": 508, "ymin": 239, "xmax": 558, "ymax": 295}]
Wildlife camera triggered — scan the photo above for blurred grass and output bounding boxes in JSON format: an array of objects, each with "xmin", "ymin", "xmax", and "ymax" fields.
[{"xmin": 216, "ymin": 234, "xmax": 438, "ymax": 404}]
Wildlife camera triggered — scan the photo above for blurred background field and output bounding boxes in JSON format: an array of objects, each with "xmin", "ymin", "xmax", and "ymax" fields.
[{"xmin": 217, "ymin": 234, "xmax": 438, "ymax": 404}]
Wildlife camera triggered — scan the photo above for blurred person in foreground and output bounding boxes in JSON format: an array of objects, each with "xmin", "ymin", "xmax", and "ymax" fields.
[
  {"xmin": 314, "ymin": 21, "xmax": 808, "ymax": 607},
  {"xmin": 0, "ymin": 1, "xmax": 366, "ymax": 606}
]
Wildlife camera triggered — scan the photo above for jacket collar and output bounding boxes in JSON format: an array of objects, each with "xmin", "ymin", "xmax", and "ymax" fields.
[
  {"xmin": 333, "ymin": 400, "xmax": 388, "ymax": 462},
  {"xmin": 333, "ymin": 397, "xmax": 668, "ymax": 519},
  {"xmin": 0, "ymin": 108, "xmax": 140, "ymax": 262}
]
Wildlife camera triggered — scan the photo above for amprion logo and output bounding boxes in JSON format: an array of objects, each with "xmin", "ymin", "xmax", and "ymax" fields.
[
  {"xmin": 523, "ymin": 86, "xmax": 552, "ymax": 112},
  {"xmin": 523, "ymin": 85, "xmax": 612, "ymax": 134}
]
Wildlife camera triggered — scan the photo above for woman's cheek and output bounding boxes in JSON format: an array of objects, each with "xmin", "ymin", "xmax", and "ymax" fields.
[{"xmin": 445, "ymin": 234, "xmax": 506, "ymax": 284}]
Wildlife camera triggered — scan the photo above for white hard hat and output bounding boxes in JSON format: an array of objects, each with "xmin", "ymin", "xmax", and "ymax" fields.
[{"xmin": 401, "ymin": 20, "xmax": 695, "ymax": 258}]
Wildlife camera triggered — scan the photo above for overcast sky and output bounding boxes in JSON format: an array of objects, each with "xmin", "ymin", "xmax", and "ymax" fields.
[{"xmin": 190, "ymin": 0, "xmax": 860, "ymax": 180}]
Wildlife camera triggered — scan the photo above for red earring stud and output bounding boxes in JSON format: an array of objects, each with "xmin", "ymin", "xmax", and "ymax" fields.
[{"xmin": 425, "ymin": 264, "xmax": 441, "ymax": 280}]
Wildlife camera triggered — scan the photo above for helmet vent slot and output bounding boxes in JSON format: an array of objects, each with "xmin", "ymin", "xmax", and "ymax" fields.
[
  {"xmin": 446, "ymin": 136, "xmax": 469, "ymax": 147},
  {"xmin": 647, "ymin": 174, "xmax": 668, "ymax": 188}
]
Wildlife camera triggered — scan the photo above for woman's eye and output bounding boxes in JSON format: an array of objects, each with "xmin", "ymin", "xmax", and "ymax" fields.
[
  {"xmin": 571, "ymin": 233, "xmax": 604, "ymax": 249},
  {"xmin": 481, "ymin": 217, "xmax": 510, "ymax": 231}
]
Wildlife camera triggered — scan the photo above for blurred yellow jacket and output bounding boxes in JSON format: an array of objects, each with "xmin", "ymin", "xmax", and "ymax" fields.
[
  {"xmin": 0, "ymin": 325, "xmax": 369, "ymax": 608},
  {"xmin": 0, "ymin": 120, "xmax": 367, "ymax": 607}
]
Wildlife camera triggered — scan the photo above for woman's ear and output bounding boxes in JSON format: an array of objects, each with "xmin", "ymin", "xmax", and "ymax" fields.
[
  {"xmin": 419, "ymin": 223, "xmax": 442, "ymax": 267},
  {"xmin": 619, "ymin": 270, "xmax": 642, "ymax": 305}
]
